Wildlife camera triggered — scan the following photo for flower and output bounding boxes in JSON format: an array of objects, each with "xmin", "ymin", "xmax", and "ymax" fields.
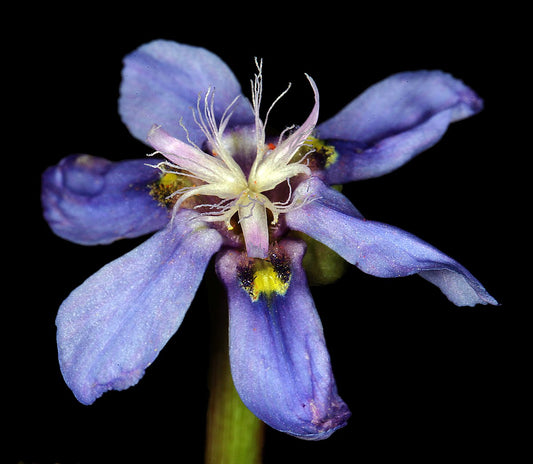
[{"xmin": 42, "ymin": 40, "xmax": 497, "ymax": 440}]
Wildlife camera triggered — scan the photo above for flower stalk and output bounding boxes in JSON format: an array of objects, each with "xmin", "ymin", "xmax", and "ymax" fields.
[{"xmin": 205, "ymin": 275, "xmax": 265, "ymax": 464}]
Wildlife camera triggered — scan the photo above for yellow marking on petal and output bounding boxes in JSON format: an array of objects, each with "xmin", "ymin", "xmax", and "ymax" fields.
[
  {"xmin": 251, "ymin": 260, "xmax": 290, "ymax": 301},
  {"xmin": 238, "ymin": 254, "xmax": 291, "ymax": 302}
]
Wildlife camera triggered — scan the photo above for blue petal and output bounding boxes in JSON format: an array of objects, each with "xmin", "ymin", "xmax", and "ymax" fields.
[
  {"xmin": 119, "ymin": 39, "xmax": 254, "ymax": 146},
  {"xmin": 42, "ymin": 154, "xmax": 169, "ymax": 245},
  {"xmin": 216, "ymin": 240, "xmax": 351, "ymax": 440},
  {"xmin": 56, "ymin": 210, "xmax": 223, "ymax": 404},
  {"xmin": 316, "ymin": 71, "xmax": 483, "ymax": 183},
  {"xmin": 286, "ymin": 178, "xmax": 497, "ymax": 307}
]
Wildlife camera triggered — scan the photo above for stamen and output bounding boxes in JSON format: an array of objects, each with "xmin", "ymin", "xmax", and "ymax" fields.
[
  {"xmin": 249, "ymin": 59, "xmax": 293, "ymax": 181},
  {"xmin": 251, "ymin": 58, "xmax": 266, "ymax": 157},
  {"xmin": 273, "ymin": 177, "xmax": 293, "ymax": 207},
  {"xmin": 178, "ymin": 117, "xmax": 203, "ymax": 152},
  {"xmin": 277, "ymin": 124, "xmax": 296, "ymax": 146},
  {"xmin": 188, "ymin": 88, "xmax": 246, "ymax": 183},
  {"xmin": 147, "ymin": 62, "xmax": 321, "ymax": 261},
  {"xmin": 263, "ymin": 81, "xmax": 292, "ymax": 136}
]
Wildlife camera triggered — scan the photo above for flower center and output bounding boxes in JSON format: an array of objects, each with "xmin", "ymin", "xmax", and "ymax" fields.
[{"xmin": 147, "ymin": 60, "xmax": 320, "ymax": 258}]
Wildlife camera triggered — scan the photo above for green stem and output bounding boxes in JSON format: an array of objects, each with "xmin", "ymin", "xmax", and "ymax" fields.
[{"xmin": 205, "ymin": 277, "xmax": 265, "ymax": 464}]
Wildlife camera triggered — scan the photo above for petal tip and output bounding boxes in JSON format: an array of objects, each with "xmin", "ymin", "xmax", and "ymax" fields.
[{"xmin": 294, "ymin": 400, "xmax": 352, "ymax": 441}]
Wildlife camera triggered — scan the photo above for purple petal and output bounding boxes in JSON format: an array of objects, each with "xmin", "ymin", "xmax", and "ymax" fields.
[
  {"xmin": 216, "ymin": 239, "xmax": 351, "ymax": 440},
  {"xmin": 316, "ymin": 71, "xmax": 483, "ymax": 183},
  {"xmin": 42, "ymin": 154, "xmax": 169, "ymax": 245},
  {"xmin": 286, "ymin": 178, "xmax": 497, "ymax": 307},
  {"xmin": 56, "ymin": 210, "xmax": 223, "ymax": 404},
  {"xmin": 119, "ymin": 39, "xmax": 254, "ymax": 146}
]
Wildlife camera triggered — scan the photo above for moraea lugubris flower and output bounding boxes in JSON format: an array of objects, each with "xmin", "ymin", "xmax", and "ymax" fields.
[{"xmin": 42, "ymin": 40, "xmax": 497, "ymax": 440}]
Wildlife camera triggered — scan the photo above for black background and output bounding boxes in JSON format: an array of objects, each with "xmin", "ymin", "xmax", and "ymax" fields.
[{"xmin": 9, "ymin": 4, "xmax": 521, "ymax": 463}]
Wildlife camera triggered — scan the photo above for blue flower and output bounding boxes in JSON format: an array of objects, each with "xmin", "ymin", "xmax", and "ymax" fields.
[{"xmin": 41, "ymin": 40, "xmax": 497, "ymax": 440}]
